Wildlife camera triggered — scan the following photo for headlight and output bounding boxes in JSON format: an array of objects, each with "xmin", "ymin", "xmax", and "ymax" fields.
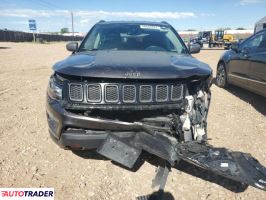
[
  {"xmin": 206, "ymin": 72, "xmax": 213, "ymax": 88},
  {"xmin": 47, "ymin": 76, "xmax": 62, "ymax": 100}
]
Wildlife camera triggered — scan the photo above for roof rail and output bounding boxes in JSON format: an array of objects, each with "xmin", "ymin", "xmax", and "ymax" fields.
[
  {"xmin": 98, "ymin": 20, "xmax": 105, "ymax": 23},
  {"xmin": 161, "ymin": 21, "xmax": 169, "ymax": 25}
]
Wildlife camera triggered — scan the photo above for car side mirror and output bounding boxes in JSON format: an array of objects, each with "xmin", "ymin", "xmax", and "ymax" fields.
[
  {"xmin": 231, "ymin": 43, "xmax": 239, "ymax": 52},
  {"xmin": 66, "ymin": 42, "xmax": 78, "ymax": 52},
  {"xmin": 189, "ymin": 43, "xmax": 201, "ymax": 54},
  {"xmin": 241, "ymin": 47, "xmax": 251, "ymax": 57}
]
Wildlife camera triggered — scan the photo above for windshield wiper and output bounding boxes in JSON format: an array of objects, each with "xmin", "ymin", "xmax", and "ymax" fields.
[
  {"xmin": 87, "ymin": 48, "xmax": 99, "ymax": 51},
  {"xmin": 79, "ymin": 48, "xmax": 99, "ymax": 52},
  {"xmin": 169, "ymin": 50, "xmax": 178, "ymax": 53}
]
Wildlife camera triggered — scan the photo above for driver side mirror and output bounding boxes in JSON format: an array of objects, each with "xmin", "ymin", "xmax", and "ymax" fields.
[
  {"xmin": 66, "ymin": 42, "xmax": 78, "ymax": 52},
  {"xmin": 231, "ymin": 43, "xmax": 239, "ymax": 52},
  {"xmin": 189, "ymin": 43, "xmax": 201, "ymax": 54}
]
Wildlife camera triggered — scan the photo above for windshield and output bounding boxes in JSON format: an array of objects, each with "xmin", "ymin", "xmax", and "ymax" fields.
[{"xmin": 79, "ymin": 23, "xmax": 187, "ymax": 54}]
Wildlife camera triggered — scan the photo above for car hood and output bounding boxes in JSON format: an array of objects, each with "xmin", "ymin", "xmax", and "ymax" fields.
[{"xmin": 53, "ymin": 50, "xmax": 212, "ymax": 80}]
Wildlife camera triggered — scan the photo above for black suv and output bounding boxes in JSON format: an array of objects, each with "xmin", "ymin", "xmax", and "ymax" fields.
[
  {"xmin": 47, "ymin": 21, "xmax": 211, "ymax": 148},
  {"xmin": 46, "ymin": 21, "xmax": 266, "ymax": 191}
]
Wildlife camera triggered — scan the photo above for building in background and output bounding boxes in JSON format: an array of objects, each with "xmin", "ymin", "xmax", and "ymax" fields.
[{"xmin": 255, "ymin": 16, "xmax": 266, "ymax": 33}]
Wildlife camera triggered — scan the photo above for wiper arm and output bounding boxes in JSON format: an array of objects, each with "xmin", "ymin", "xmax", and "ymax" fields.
[
  {"xmin": 169, "ymin": 50, "xmax": 178, "ymax": 53},
  {"xmin": 87, "ymin": 48, "xmax": 99, "ymax": 51},
  {"xmin": 79, "ymin": 48, "xmax": 99, "ymax": 52}
]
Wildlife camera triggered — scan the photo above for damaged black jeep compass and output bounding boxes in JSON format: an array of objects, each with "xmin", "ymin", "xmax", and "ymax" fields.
[{"xmin": 46, "ymin": 21, "xmax": 266, "ymax": 191}]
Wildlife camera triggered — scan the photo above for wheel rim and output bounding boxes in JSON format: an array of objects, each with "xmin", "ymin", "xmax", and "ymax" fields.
[{"xmin": 217, "ymin": 64, "xmax": 225, "ymax": 86}]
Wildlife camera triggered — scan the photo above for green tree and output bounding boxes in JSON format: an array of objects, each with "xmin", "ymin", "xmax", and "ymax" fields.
[
  {"xmin": 236, "ymin": 27, "xmax": 246, "ymax": 30},
  {"xmin": 60, "ymin": 28, "xmax": 69, "ymax": 34}
]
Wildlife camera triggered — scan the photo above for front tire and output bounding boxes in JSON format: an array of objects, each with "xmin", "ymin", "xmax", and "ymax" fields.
[{"xmin": 216, "ymin": 62, "xmax": 228, "ymax": 88}]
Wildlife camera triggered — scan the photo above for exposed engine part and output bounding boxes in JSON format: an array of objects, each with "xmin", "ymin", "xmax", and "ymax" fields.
[
  {"xmin": 178, "ymin": 89, "xmax": 210, "ymax": 142},
  {"xmin": 181, "ymin": 95, "xmax": 194, "ymax": 142}
]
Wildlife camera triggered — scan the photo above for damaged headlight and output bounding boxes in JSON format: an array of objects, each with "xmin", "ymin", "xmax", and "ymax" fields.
[
  {"xmin": 206, "ymin": 72, "xmax": 213, "ymax": 88},
  {"xmin": 47, "ymin": 75, "xmax": 62, "ymax": 101}
]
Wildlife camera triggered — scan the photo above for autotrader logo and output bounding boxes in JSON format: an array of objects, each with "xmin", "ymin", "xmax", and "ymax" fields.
[{"xmin": 0, "ymin": 188, "xmax": 54, "ymax": 199}]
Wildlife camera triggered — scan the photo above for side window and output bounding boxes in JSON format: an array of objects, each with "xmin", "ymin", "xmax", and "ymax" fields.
[
  {"xmin": 165, "ymin": 31, "xmax": 184, "ymax": 53},
  {"xmin": 82, "ymin": 31, "xmax": 99, "ymax": 50},
  {"xmin": 257, "ymin": 32, "xmax": 266, "ymax": 52},
  {"xmin": 240, "ymin": 33, "xmax": 263, "ymax": 51},
  {"xmin": 93, "ymin": 33, "xmax": 101, "ymax": 49}
]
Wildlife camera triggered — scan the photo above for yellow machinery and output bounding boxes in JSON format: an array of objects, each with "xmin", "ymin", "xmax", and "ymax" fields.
[
  {"xmin": 223, "ymin": 34, "xmax": 235, "ymax": 42},
  {"xmin": 210, "ymin": 30, "xmax": 236, "ymax": 49},
  {"xmin": 193, "ymin": 30, "xmax": 237, "ymax": 49}
]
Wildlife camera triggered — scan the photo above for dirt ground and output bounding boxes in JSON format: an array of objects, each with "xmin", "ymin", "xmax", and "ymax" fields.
[{"xmin": 0, "ymin": 42, "xmax": 265, "ymax": 200}]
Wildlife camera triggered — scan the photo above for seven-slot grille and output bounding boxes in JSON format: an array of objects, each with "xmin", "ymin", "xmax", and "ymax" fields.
[
  {"xmin": 87, "ymin": 84, "xmax": 101, "ymax": 102},
  {"xmin": 140, "ymin": 85, "xmax": 152, "ymax": 102},
  {"xmin": 171, "ymin": 85, "xmax": 183, "ymax": 101},
  {"xmin": 68, "ymin": 83, "xmax": 183, "ymax": 104},
  {"xmin": 156, "ymin": 85, "xmax": 168, "ymax": 102},
  {"xmin": 69, "ymin": 83, "xmax": 83, "ymax": 101},
  {"xmin": 123, "ymin": 85, "xmax": 136, "ymax": 102},
  {"xmin": 105, "ymin": 85, "xmax": 119, "ymax": 102}
]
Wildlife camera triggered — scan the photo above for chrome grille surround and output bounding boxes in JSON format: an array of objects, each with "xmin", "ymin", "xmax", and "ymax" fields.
[
  {"xmin": 87, "ymin": 84, "xmax": 101, "ymax": 103},
  {"xmin": 139, "ymin": 85, "xmax": 153, "ymax": 103},
  {"xmin": 69, "ymin": 83, "xmax": 83, "ymax": 102},
  {"xmin": 105, "ymin": 85, "xmax": 119, "ymax": 103},
  {"xmin": 156, "ymin": 85, "xmax": 169, "ymax": 102},
  {"xmin": 122, "ymin": 85, "xmax": 136, "ymax": 103},
  {"xmin": 68, "ymin": 83, "xmax": 184, "ymax": 104}
]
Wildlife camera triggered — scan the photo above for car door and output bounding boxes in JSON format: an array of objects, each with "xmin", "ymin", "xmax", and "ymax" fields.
[
  {"xmin": 247, "ymin": 31, "xmax": 266, "ymax": 97},
  {"xmin": 227, "ymin": 41, "xmax": 251, "ymax": 88}
]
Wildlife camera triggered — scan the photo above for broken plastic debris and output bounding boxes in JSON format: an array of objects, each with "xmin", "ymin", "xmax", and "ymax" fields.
[{"xmin": 221, "ymin": 162, "xmax": 229, "ymax": 168}]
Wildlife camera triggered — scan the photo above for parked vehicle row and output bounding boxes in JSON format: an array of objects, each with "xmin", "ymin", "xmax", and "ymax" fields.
[{"xmin": 217, "ymin": 29, "xmax": 266, "ymax": 97}]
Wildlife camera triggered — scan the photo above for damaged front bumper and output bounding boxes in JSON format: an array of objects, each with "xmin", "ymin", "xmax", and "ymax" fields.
[
  {"xmin": 46, "ymin": 98, "xmax": 176, "ymax": 149},
  {"xmin": 46, "ymin": 99, "xmax": 266, "ymax": 191},
  {"xmin": 97, "ymin": 133, "xmax": 266, "ymax": 191}
]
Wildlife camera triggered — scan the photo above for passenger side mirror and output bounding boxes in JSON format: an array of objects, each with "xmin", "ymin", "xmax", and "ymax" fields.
[
  {"xmin": 189, "ymin": 43, "xmax": 201, "ymax": 54},
  {"xmin": 66, "ymin": 42, "xmax": 78, "ymax": 52},
  {"xmin": 241, "ymin": 47, "xmax": 250, "ymax": 57},
  {"xmin": 231, "ymin": 43, "xmax": 239, "ymax": 52}
]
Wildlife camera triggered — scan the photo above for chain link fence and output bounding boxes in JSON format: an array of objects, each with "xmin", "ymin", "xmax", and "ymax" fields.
[{"xmin": 0, "ymin": 30, "xmax": 83, "ymax": 42}]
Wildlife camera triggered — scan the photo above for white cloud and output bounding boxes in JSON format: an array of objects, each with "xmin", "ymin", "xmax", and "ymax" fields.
[
  {"xmin": 1, "ymin": 9, "xmax": 218, "ymax": 32},
  {"xmin": 199, "ymin": 13, "xmax": 215, "ymax": 17},
  {"xmin": 0, "ymin": 9, "xmax": 69, "ymax": 18},
  {"xmin": 239, "ymin": 0, "xmax": 266, "ymax": 5},
  {"xmin": 76, "ymin": 11, "xmax": 196, "ymax": 19},
  {"xmin": 10, "ymin": 21, "xmax": 28, "ymax": 25},
  {"xmin": 80, "ymin": 19, "xmax": 91, "ymax": 24},
  {"xmin": 0, "ymin": 9, "xmax": 196, "ymax": 20}
]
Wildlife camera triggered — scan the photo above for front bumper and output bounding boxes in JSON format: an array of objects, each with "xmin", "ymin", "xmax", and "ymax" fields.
[
  {"xmin": 46, "ymin": 98, "xmax": 173, "ymax": 150},
  {"xmin": 47, "ymin": 99, "xmax": 178, "ymax": 165}
]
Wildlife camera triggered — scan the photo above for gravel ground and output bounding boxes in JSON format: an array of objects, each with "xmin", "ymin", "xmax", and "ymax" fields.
[{"xmin": 0, "ymin": 42, "xmax": 265, "ymax": 200}]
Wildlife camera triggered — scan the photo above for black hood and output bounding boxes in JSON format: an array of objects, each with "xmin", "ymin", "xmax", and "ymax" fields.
[{"xmin": 53, "ymin": 50, "xmax": 212, "ymax": 80}]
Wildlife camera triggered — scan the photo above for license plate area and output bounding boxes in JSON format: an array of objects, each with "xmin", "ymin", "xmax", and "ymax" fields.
[{"xmin": 97, "ymin": 134, "xmax": 141, "ymax": 168}]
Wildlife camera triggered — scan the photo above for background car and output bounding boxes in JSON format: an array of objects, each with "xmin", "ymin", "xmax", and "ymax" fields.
[{"xmin": 216, "ymin": 29, "xmax": 266, "ymax": 97}]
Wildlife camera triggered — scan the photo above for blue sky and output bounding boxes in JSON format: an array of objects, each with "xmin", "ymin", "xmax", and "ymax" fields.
[{"xmin": 0, "ymin": 0, "xmax": 265, "ymax": 33}]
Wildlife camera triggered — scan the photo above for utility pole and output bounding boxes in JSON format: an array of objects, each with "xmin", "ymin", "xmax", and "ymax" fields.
[{"xmin": 71, "ymin": 11, "xmax": 74, "ymax": 38}]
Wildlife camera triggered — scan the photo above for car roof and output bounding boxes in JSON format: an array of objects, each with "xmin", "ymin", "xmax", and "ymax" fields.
[{"xmin": 96, "ymin": 20, "xmax": 171, "ymax": 27}]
